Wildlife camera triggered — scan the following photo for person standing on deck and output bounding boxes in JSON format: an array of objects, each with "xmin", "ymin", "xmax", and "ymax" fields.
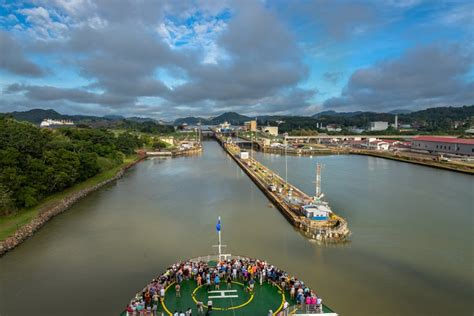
[
  {"xmin": 283, "ymin": 301, "xmax": 289, "ymax": 316},
  {"xmin": 196, "ymin": 301, "xmax": 204, "ymax": 315},
  {"xmin": 206, "ymin": 275, "xmax": 211, "ymax": 291},
  {"xmin": 290, "ymin": 286, "xmax": 295, "ymax": 300},
  {"xmin": 226, "ymin": 275, "xmax": 232, "ymax": 289},
  {"xmin": 214, "ymin": 275, "xmax": 220, "ymax": 290},
  {"xmin": 175, "ymin": 283, "xmax": 181, "ymax": 297},
  {"xmin": 316, "ymin": 297, "xmax": 323, "ymax": 313}
]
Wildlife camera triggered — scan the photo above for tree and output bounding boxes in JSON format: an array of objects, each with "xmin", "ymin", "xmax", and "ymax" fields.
[
  {"xmin": 115, "ymin": 132, "xmax": 142, "ymax": 154},
  {"xmin": 0, "ymin": 184, "xmax": 15, "ymax": 215},
  {"xmin": 0, "ymin": 118, "xmax": 144, "ymax": 209},
  {"xmin": 152, "ymin": 139, "xmax": 169, "ymax": 149}
]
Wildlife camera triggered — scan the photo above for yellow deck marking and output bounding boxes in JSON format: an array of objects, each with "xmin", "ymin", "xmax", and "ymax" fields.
[
  {"xmin": 191, "ymin": 281, "xmax": 254, "ymax": 310},
  {"xmin": 273, "ymin": 284, "xmax": 286, "ymax": 316},
  {"xmin": 162, "ymin": 280, "xmax": 285, "ymax": 314},
  {"xmin": 161, "ymin": 281, "xmax": 176, "ymax": 316}
]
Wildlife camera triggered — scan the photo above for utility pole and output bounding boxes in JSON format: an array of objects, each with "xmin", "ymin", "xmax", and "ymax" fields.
[{"xmin": 251, "ymin": 131, "xmax": 253, "ymax": 160}]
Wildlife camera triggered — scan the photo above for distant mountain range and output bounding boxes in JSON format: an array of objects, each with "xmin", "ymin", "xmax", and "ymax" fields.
[
  {"xmin": 174, "ymin": 106, "xmax": 471, "ymax": 125},
  {"xmin": 1, "ymin": 109, "xmax": 163, "ymax": 126},
  {"xmin": 173, "ymin": 106, "xmax": 473, "ymax": 134},
  {"xmin": 2, "ymin": 106, "xmax": 472, "ymax": 132},
  {"xmin": 174, "ymin": 112, "xmax": 252, "ymax": 125},
  {"xmin": 174, "ymin": 110, "xmax": 406, "ymax": 125},
  {"xmin": 175, "ymin": 109, "xmax": 411, "ymax": 125}
]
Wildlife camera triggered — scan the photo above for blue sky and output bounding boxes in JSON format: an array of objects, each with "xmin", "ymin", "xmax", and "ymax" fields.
[{"xmin": 0, "ymin": 0, "xmax": 472, "ymax": 119}]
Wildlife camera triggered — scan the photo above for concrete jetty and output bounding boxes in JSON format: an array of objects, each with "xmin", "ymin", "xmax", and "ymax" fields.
[{"xmin": 215, "ymin": 134, "xmax": 350, "ymax": 242}]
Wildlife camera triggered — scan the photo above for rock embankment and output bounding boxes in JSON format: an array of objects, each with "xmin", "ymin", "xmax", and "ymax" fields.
[{"xmin": 0, "ymin": 158, "xmax": 144, "ymax": 257}]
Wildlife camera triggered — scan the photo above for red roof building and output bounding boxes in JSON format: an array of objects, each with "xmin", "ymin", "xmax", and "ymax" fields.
[
  {"xmin": 411, "ymin": 136, "xmax": 474, "ymax": 156},
  {"xmin": 411, "ymin": 136, "xmax": 474, "ymax": 145}
]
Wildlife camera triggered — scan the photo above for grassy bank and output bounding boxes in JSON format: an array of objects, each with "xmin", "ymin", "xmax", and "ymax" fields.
[{"xmin": 0, "ymin": 155, "xmax": 140, "ymax": 241}]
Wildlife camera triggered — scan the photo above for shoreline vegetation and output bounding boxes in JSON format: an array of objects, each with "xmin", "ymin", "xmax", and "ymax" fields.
[
  {"xmin": 0, "ymin": 155, "xmax": 143, "ymax": 256},
  {"xmin": 0, "ymin": 117, "xmax": 206, "ymax": 256}
]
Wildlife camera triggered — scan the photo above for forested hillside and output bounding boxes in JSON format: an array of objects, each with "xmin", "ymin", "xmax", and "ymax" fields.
[{"xmin": 0, "ymin": 118, "xmax": 143, "ymax": 214}]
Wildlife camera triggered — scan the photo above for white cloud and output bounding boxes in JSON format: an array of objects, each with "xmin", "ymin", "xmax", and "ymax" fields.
[
  {"xmin": 156, "ymin": 12, "xmax": 229, "ymax": 64},
  {"xmin": 17, "ymin": 6, "xmax": 69, "ymax": 40},
  {"xmin": 439, "ymin": 3, "xmax": 474, "ymax": 26}
]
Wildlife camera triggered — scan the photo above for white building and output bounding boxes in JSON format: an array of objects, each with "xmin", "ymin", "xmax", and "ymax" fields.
[
  {"xmin": 411, "ymin": 136, "xmax": 474, "ymax": 156},
  {"xmin": 262, "ymin": 126, "xmax": 278, "ymax": 136},
  {"xmin": 301, "ymin": 204, "xmax": 332, "ymax": 220},
  {"xmin": 368, "ymin": 141, "xmax": 390, "ymax": 151},
  {"xmin": 326, "ymin": 124, "xmax": 342, "ymax": 132},
  {"xmin": 369, "ymin": 121, "xmax": 388, "ymax": 131},
  {"xmin": 40, "ymin": 118, "xmax": 74, "ymax": 127}
]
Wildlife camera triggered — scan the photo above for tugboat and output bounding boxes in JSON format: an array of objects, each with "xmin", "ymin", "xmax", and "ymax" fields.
[{"xmin": 121, "ymin": 218, "xmax": 338, "ymax": 315}]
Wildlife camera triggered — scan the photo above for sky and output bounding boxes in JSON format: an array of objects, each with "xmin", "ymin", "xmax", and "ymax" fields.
[{"xmin": 0, "ymin": 0, "xmax": 473, "ymax": 120}]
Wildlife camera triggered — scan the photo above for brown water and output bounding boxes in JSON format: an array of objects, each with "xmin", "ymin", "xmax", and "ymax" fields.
[{"xmin": 0, "ymin": 141, "xmax": 473, "ymax": 315}]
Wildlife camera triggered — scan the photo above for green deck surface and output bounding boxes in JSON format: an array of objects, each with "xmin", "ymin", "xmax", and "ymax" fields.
[
  {"xmin": 120, "ymin": 260, "xmax": 336, "ymax": 315},
  {"xmin": 159, "ymin": 279, "xmax": 285, "ymax": 315},
  {"xmin": 118, "ymin": 279, "xmax": 336, "ymax": 315}
]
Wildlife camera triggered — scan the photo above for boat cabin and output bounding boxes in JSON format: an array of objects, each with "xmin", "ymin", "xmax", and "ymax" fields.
[
  {"xmin": 301, "ymin": 204, "xmax": 332, "ymax": 220},
  {"xmin": 240, "ymin": 151, "xmax": 249, "ymax": 159}
]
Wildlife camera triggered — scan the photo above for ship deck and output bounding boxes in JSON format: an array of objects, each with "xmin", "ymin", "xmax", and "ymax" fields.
[
  {"xmin": 121, "ymin": 255, "xmax": 338, "ymax": 316},
  {"xmin": 122, "ymin": 279, "xmax": 336, "ymax": 315}
]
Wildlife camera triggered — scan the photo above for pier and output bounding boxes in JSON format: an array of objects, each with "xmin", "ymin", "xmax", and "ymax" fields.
[
  {"xmin": 145, "ymin": 145, "xmax": 203, "ymax": 157},
  {"xmin": 215, "ymin": 134, "xmax": 350, "ymax": 242}
]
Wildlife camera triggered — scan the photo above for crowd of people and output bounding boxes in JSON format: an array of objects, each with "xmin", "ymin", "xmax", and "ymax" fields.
[{"xmin": 124, "ymin": 257, "xmax": 324, "ymax": 315}]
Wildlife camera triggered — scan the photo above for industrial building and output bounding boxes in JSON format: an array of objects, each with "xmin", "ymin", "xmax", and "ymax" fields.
[
  {"xmin": 411, "ymin": 136, "xmax": 474, "ymax": 156},
  {"xmin": 369, "ymin": 121, "xmax": 388, "ymax": 131},
  {"xmin": 243, "ymin": 120, "xmax": 257, "ymax": 132},
  {"xmin": 262, "ymin": 126, "xmax": 278, "ymax": 136}
]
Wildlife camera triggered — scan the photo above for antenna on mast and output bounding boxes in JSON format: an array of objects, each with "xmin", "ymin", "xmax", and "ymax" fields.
[
  {"xmin": 316, "ymin": 163, "xmax": 321, "ymax": 198},
  {"xmin": 313, "ymin": 163, "xmax": 324, "ymax": 201}
]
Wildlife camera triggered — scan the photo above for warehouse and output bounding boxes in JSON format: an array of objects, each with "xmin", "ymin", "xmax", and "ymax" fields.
[{"xmin": 411, "ymin": 136, "xmax": 474, "ymax": 156}]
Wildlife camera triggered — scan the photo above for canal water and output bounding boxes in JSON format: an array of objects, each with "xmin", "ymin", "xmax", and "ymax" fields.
[{"xmin": 0, "ymin": 141, "xmax": 472, "ymax": 315}]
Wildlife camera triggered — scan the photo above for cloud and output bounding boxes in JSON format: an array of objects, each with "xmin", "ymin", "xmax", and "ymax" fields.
[
  {"xmin": 65, "ymin": 24, "xmax": 187, "ymax": 99},
  {"xmin": 323, "ymin": 71, "xmax": 343, "ymax": 84},
  {"xmin": 276, "ymin": 0, "xmax": 378, "ymax": 40},
  {"xmin": 1, "ymin": 1, "xmax": 472, "ymax": 119},
  {"xmin": 17, "ymin": 6, "xmax": 69, "ymax": 40},
  {"xmin": 323, "ymin": 44, "xmax": 474, "ymax": 111},
  {"xmin": 385, "ymin": 0, "xmax": 422, "ymax": 8},
  {"xmin": 438, "ymin": 2, "xmax": 474, "ymax": 26},
  {"xmin": 167, "ymin": 2, "xmax": 310, "ymax": 106},
  {"xmin": 5, "ymin": 83, "xmax": 134, "ymax": 106},
  {"xmin": 0, "ymin": 31, "xmax": 45, "ymax": 77}
]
